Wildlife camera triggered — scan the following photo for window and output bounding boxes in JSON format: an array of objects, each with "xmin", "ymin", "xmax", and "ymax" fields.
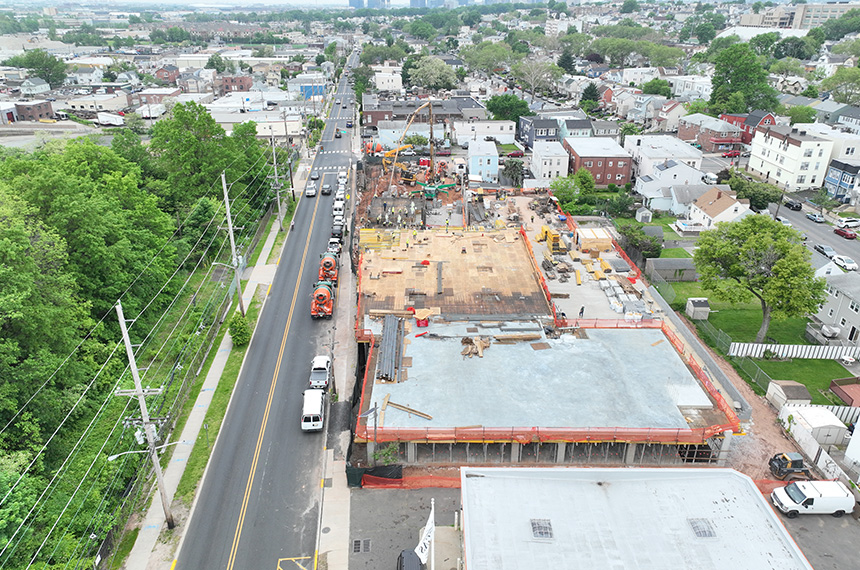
[
  {"xmin": 819, "ymin": 149, "xmax": 824, "ymax": 157},
  {"xmin": 597, "ymin": 161, "xmax": 602, "ymax": 167},
  {"xmin": 803, "ymin": 149, "xmax": 813, "ymax": 157},
  {"xmin": 812, "ymin": 176, "xmax": 817, "ymax": 184},
  {"xmin": 847, "ymin": 147, "xmax": 855, "ymax": 156},
  {"xmin": 841, "ymin": 317, "xmax": 847, "ymax": 326},
  {"xmin": 800, "ymin": 162, "xmax": 809, "ymax": 171},
  {"xmin": 850, "ymin": 301, "xmax": 859, "ymax": 313},
  {"xmin": 797, "ymin": 175, "xmax": 806, "ymax": 184},
  {"xmin": 779, "ymin": 156, "xmax": 785, "ymax": 165},
  {"xmin": 829, "ymin": 308, "xmax": 835, "ymax": 317},
  {"xmin": 618, "ymin": 161, "xmax": 625, "ymax": 167},
  {"xmin": 608, "ymin": 161, "xmax": 613, "ymax": 167},
  {"xmin": 596, "ymin": 173, "xmax": 601, "ymax": 179},
  {"xmin": 585, "ymin": 161, "xmax": 593, "ymax": 167},
  {"xmin": 617, "ymin": 174, "xmax": 624, "ymax": 180}
]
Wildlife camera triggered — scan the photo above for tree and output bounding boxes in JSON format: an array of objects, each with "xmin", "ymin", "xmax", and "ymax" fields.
[
  {"xmin": 404, "ymin": 134, "xmax": 429, "ymax": 147},
  {"xmin": 785, "ymin": 105, "xmax": 817, "ymax": 125},
  {"xmin": 685, "ymin": 99, "xmax": 710, "ymax": 115},
  {"xmin": 620, "ymin": 0, "xmax": 640, "ymax": 13},
  {"xmin": 694, "ymin": 215, "xmax": 825, "ymax": 343},
  {"xmin": 618, "ymin": 225, "xmax": 662, "ymax": 257},
  {"xmin": 710, "ymin": 43, "xmax": 778, "ymax": 112},
  {"xmin": 642, "ymin": 78, "xmax": 671, "ymax": 98},
  {"xmin": 725, "ymin": 174, "xmax": 782, "ymax": 211},
  {"xmin": 486, "ymin": 94, "xmax": 533, "ymax": 123},
  {"xmin": 695, "ymin": 22, "xmax": 717, "ymax": 45},
  {"xmin": 574, "ymin": 167, "xmax": 596, "ymax": 193},
  {"xmin": 581, "ymin": 82, "xmax": 599, "ymax": 102},
  {"xmin": 408, "ymin": 56, "xmax": 458, "ymax": 90},
  {"xmin": 591, "ymin": 37, "xmax": 636, "ymax": 67},
  {"xmin": 752, "ymin": 1, "xmax": 764, "ymax": 13},
  {"xmin": 557, "ymin": 48, "xmax": 575, "ymax": 74},
  {"xmin": 580, "ymin": 99, "xmax": 598, "ymax": 114},
  {"xmin": 801, "ymin": 84, "xmax": 819, "ymax": 98},
  {"xmin": 550, "ymin": 174, "xmax": 580, "ymax": 210},
  {"xmin": 459, "ymin": 41, "xmax": 520, "ymax": 73},
  {"xmin": 822, "ymin": 67, "xmax": 860, "ymax": 105},
  {"xmin": 832, "ymin": 37, "xmax": 860, "ymax": 58},
  {"xmin": 749, "ymin": 32, "xmax": 780, "ymax": 57},
  {"xmin": 618, "ymin": 122, "xmax": 641, "ymax": 147},
  {"xmin": 315, "ymin": 54, "xmax": 326, "ymax": 66},
  {"xmin": 252, "ymin": 45, "xmax": 274, "ymax": 58},
  {"xmin": 513, "ymin": 60, "xmax": 561, "ymax": 101},
  {"xmin": 774, "ymin": 37, "xmax": 814, "ymax": 60},
  {"xmin": 3, "ymin": 49, "xmax": 66, "ymax": 87},
  {"xmin": 205, "ymin": 54, "xmax": 227, "ymax": 74},
  {"xmin": 409, "ymin": 20, "xmax": 436, "ymax": 41},
  {"xmin": 503, "ymin": 158, "xmax": 525, "ymax": 187},
  {"xmin": 769, "ymin": 57, "xmax": 805, "ymax": 78},
  {"xmin": 560, "ymin": 32, "xmax": 592, "ymax": 57}
]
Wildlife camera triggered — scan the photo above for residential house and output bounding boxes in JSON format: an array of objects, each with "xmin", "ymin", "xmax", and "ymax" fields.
[
  {"xmin": 451, "ymin": 120, "xmax": 516, "ymax": 145},
  {"xmin": 20, "ymin": 77, "xmax": 50, "ymax": 96},
  {"xmin": 613, "ymin": 90, "xmax": 640, "ymax": 118},
  {"xmin": 0, "ymin": 66, "xmax": 28, "ymax": 81},
  {"xmin": 560, "ymin": 119, "xmax": 592, "ymax": 139},
  {"xmin": 678, "ymin": 113, "xmax": 743, "ymax": 152},
  {"xmin": 665, "ymin": 75, "xmax": 712, "ymax": 100},
  {"xmin": 0, "ymin": 102, "xmax": 16, "ymax": 123},
  {"xmin": 814, "ymin": 100, "xmax": 851, "ymax": 126},
  {"xmin": 626, "ymin": 94, "xmax": 667, "ymax": 129},
  {"xmin": 14, "ymin": 100, "xmax": 53, "ymax": 121},
  {"xmin": 178, "ymin": 71, "xmax": 208, "ymax": 94},
  {"xmin": 837, "ymin": 105, "xmax": 860, "ymax": 135},
  {"xmin": 116, "ymin": 71, "xmax": 141, "ymax": 86},
  {"xmin": 777, "ymin": 94, "xmax": 820, "ymax": 109},
  {"xmin": 815, "ymin": 53, "xmax": 858, "ymax": 78},
  {"xmin": 816, "ymin": 272, "xmax": 860, "ymax": 347},
  {"xmin": 361, "ymin": 96, "xmax": 485, "ymax": 128},
  {"xmin": 608, "ymin": 67, "xmax": 660, "ymax": 86},
  {"xmin": 373, "ymin": 71, "xmax": 403, "ymax": 93},
  {"xmin": 624, "ymin": 135, "xmax": 703, "ymax": 177},
  {"xmin": 375, "ymin": 120, "xmax": 431, "ymax": 148},
  {"xmin": 748, "ymin": 125, "xmax": 834, "ymax": 191},
  {"xmin": 518, "ymin": 117, "xmax": 559, "ymax": 149},
  {"xmin": 468, "ymin": 139, "xmax": 499, "ymax": 183},
  {"xmin": 803, "ymin": 123, "xmax": 860, "ymax": 161},
  {"xmin": 139, "ymin": 87, "xmax": 182, "ymax": 104},
  {"xmin": 688, "ymin": 187, "xmax": 752, "ymax": 230},
  {"xmin": 287, "ymin": 72, "xmax": 326, "ymax": 99},
  {"xmin": 66, "ymin": 67, "xmax": 103, "ymax": 85},
  {"xmin": 654, "ymin": 101, "xmax": 686, "ymax": 132},
  {"xmin": 669, "ymin": 184, "xmax": 728, "ymax": 217},
  {"xmin": 719, "ymin": 110, "xmax": 779, "ymax": 145},
  {"xmin": 155, "ymin": 64, "xmax": 180, "ymax": 85},
  {"xmin": 591, "ymin": 120, "xmax": 620, "ymax": 140},
  {"xmin": 824, "ymin": 159, "xmax": 860, "ymax": 205},
  {"xmin": 771, "ymin": 74, "xmax": 809, "ymax": 95},
  {"xmin": 531, "ymin": 140, "xmax": 569, "ymax": 182},
  {"xmin": 562, "ymin": 137, "xmax": 632, "ymax": 187},
  {"xmin": 634, "ymin": 159, "xmax": 707, "ymax": 211}
]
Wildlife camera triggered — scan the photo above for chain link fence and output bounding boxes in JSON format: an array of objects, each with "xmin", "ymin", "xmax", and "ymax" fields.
[{"xmin": 649, "ymin": 269, "xmax": 676, "ymax": 305}]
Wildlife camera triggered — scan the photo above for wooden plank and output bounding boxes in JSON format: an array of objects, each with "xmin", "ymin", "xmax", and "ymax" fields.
[
  {"xmin": 379, "ymin": 394, "xmax": 391, "ymax": 427},
  {"xmin": 494, "ymin": 333, "xmax": 543, "ymax": 341},
  {"xmin": 388, "ymin": 401, "xmax": 433, "ymax": 420},
  {"xmin": 575, "ymin": 269, "xmax": 582, "ymax": 285}
]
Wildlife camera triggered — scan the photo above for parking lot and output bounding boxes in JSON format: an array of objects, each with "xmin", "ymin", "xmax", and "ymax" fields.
[{"xmin": 779, "ymin": 510, "xmax": 860, "ymax": 569}]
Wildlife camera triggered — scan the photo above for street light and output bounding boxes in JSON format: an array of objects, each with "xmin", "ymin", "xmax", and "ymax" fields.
[{"xmin": 108, "ymin": 440, "xmax": 192, "ymax": 462}]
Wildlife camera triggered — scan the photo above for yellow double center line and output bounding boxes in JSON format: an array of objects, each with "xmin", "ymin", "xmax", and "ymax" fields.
[{"xmin": 225, "ymin": 182, "xmax": 323, "ymax": 570}]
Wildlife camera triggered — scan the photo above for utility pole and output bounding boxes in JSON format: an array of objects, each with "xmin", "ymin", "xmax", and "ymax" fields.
[
  {"xmin": 269, "ymin": 136, "xmax": 285, "ymax": 230},
  {"xmin": 222, "ymin": 171, "xmax": 246, "ymax": 317},
  {"xmin": 115, "ymin": 301, "xmax": 175, "ymax": 529}
]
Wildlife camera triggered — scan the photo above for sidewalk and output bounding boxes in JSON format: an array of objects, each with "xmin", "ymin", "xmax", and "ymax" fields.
[{"xmin": 124, "ymin": 156, "xmax": 312, "ymax": 570}]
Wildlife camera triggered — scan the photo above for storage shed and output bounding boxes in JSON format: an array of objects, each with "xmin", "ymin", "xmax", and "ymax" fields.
[
  {"xmin": 636, "ymin": 207, "xmax": 652, "ymax": 223},
  {"xmin": 576, "ymin": 227, "xmax": 613, "ymax": 253},
  {"xmin": 685, "ymin": 297, "xmax": 711, "ymax": 320},
  {"xmin": 766, "ymin": 380, "xmax": 812, "ymax": 410},
  {"xmin": 791, "ymin": 406, "xmax": 848, "ymax": 446}
]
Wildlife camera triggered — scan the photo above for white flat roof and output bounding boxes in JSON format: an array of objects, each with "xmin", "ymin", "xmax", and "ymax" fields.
[
  {"xmin": 564, "ymin": 136, "xmax": 628, "ymax": 157},
  {"xmin": 631, "ymin": 135, "xmax": 703, "ymax": 160},
  {"xmin": 461, "ymin": 467, "xmax": 813, "ymax": 570}
]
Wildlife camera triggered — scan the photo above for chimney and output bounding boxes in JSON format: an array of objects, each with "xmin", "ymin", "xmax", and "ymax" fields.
[{"xmin": 717, "ymin": 191, "xmax": 722, "ymax": 200}]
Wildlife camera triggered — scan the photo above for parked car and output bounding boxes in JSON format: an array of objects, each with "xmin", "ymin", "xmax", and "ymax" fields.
[
  {"xmin": 775, "ymin": 216, "xmax": 792, "ymax": 227},
  {"xmin": 836, "ymin": 217, "xmax": 860, "ymax": 228},
  {"xmin": 327, "ymin": 238, "xmax": 342, "ymax": 255},
  {"xmin": 806, "ymin": 212, "xmax": 826, "ymax": 223},
  {"xmin": 722, "ymin": 150, "xmax": 741, "ymax": 158},
  {"xmin": 484, "ymin": 136, "xmax": 498, "ymax": 142},
  {"xmin": 832, "ymin": 255, "xmax": 859, "ymax": 271},
  {"xmin": 814, "ymin": 243, "xmax": 837, "ymax": 258},
  {"xmin": 460, "ymin": 141, "xmax": 469, "ymax": 149},
  {"xmin": 436, "ymin": 149, "xmax": 451, "ymax": 156},
  {"xmin": 835, "ymin": 227, "xmax": 857, "ymax": 239},
  {"xmin": 401, "ymin": 149, "xmax": 416, "ymax": 156},
  {"xmin": 741, "ymin": 151, "xmax": 751, "ymax": 157},
  {"xmin": 308, "ymin": 355, "xmax": 332, "ymax": 389},
  {"xmin": 507, "ymin": 150, "xmax": 524, "ymax": 157},
  {"xmin": 783, "ymin": 198, "xmax": 802, "ymax": 211}
]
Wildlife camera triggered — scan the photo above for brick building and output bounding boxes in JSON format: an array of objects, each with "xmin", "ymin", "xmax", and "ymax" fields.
[
  {"xmin": 15, "ymin": 100, "xmax": 53, "ymax": 121},
  {"xmin": 562, "ymin": 137, "xmax": 632, "ymax": 186},
  {"xmin": 678, "ymin": 113, "xmax": 743, "ymax": 153},
  {"xmin": 719, "ymin": 110, "xmax": 778, "ymax": 145},
  {"xmin": 217, "ymin": 75, "xmax": 253, "ymax": 95},
  {"xmin": 155, "ymin": 65, "xmax": 180, "ymax": 85}
]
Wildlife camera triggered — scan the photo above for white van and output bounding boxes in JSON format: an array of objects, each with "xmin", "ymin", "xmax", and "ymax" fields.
[
  {"xmin": 702, "ymin": 172, "xmax": 718, "ymax": 184},
  {"xmin": 301, "ymin": 389, "xmax": 326, "ymax": 432},
  {"xmin": 771, "ymin": 480, "xmax": 856, "ymax": 518},
  {"xmin": 332, "ymin": 200, "xmax": 345, "ymax": 217},
  {"xmin": 337, "ymin": 170, "xmax": 348, "ymax": 185}
]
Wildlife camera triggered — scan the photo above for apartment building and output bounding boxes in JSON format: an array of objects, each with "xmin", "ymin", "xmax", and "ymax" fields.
[
  {"xmin": 748, "ymin": 125, "xmax": 834, "ymax": 191},
  {"xmin": 562, "ymin": 137, "xmax": 632, "ymax": 186}
]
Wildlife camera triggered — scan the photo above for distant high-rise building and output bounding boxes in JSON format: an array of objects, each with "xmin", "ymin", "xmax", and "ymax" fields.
[
  {"xmin": 410, "ymin": 0, "xmax": 427, "ymax": 7},
  {"xmin": 349, "ymin": 0, "xmax": 364, "ymax": 8},
  {"xmin": 367, "ymin": 0, "xmax": 390, "ymax": 8}
]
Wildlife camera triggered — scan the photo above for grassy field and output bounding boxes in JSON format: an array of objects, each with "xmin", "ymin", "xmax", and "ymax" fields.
[
  {"xmin": 755, "ymin": 359, "xmax": 849, "ymax": 404},
  {"xmin": 615, "ymin": 215, "xmax": 681, "ymax": 237},
  {"xmin": 660, "ymin": 247, "xmax": 691, "ymax": 258},
  {"xmin": 497, "ymin": 143, "xmax": 519, "ymax": 153}
]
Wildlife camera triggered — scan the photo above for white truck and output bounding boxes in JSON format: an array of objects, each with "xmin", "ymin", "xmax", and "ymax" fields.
[
  {"xmin": 96, "ymin": 112, "xmax": 124, "ymax": 126},
  {"xmin": 771, "ymin": 480, "xmax": 856, "ymax": 518}
]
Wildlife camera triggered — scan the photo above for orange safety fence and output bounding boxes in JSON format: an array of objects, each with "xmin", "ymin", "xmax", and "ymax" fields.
[
  {"xmin": 555, "ymin": 318, "xmax": 663, "ymax": 329},
  {"xmin": 361, "ymin": 474, "xmax": 461, "ymax": 489},
  {"xmin": 519, "ymin": 225, "xmax": 558, "ymax": 322},
  {"xmin": 354, "ymin": 425, "xmax": 735, "ymax": 445}
]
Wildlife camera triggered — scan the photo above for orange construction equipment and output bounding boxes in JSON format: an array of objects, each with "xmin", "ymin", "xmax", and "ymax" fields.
[
  {"xmin": 364, "ymin": 140, "xmax": 383, "ymax": 155},
  {"xmin": 319, "ymin": 252, "xmax": 339, "ymax": 283},
  {"xmin": 311, "ymin": 280, "xmax": 335, "ymax": 319}
]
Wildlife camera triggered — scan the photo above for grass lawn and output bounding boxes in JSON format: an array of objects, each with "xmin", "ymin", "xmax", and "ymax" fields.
[
  {"xmin": 497, "ymin": 143, "xmax": 519, "ymax": 153},
  {"xmin": 754, "ymin": 358, "xmax": 849, "ymax": 405},
  {"xmin": 660, "ymin": 247, "xmax": 691, "ymax": 258},
  {"xmin": 615, "ymin": 215, "xmax": 680, "ymax": 237}
]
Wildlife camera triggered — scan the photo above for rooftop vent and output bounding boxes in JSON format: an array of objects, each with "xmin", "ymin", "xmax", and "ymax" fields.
[
  {"xmin": 530, "ymin": 519, "xmax": 554, "ymax": 540},
  {"xmin": 688, "ymin": 518, "xmax": 716, "ymax": 538}
]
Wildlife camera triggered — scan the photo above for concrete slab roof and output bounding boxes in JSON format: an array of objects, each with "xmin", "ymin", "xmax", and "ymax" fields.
[
  {"xmin": 366, "ymin": 323, "xmax": 713, "ymax": 430},
  {"xmin": 461, "ymin": 467, "xmax": 813, "ymax": 570}
]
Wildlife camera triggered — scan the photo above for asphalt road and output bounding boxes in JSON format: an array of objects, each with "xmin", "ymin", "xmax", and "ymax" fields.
[
  {"xmin": 768, "ymin": 202, "xmax": 860, "ymax": 267},
  {"xmin": 176, "ymin": 53, "xmax": 359, "ymax": 570}
]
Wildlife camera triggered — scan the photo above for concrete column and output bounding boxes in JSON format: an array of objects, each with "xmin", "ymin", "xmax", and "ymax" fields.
[
  {"xmin": 556, "ymin": 442, "xmax": 566, "ymax": 463},
  {"xmin": 367, "ymin": 441, "xmax": 375, "ymax": 463},
  {"xmin": 625, "ymin": 443, "xmax": 637, "ymax": 464},
  {"xmin": 511, "ymin": 442, "xmax": 521, "ymax": 463},
  {"xmin": 716, "ymin": 430, "xmax": 733, "ymax": 466},
  {"xmin": 407, "ymin": 442, "xmax": 417, "ymax": 464}
]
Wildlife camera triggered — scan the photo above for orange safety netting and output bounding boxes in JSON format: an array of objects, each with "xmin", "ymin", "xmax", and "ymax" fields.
[
  {"xmin": 519, "ymin": 225, "xmax": 558, "ymax": 322},
  {"xmin": 755, "ymin": 480, "xmax": 787, "ymax": 495},
  {"xmin": 361, "ymin": 474, "xmax": 461, "ymax": 489}
]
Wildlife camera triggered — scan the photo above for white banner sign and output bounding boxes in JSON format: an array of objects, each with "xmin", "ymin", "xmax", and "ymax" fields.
[{"xmin": 414, "ymin": 502, "xmax": 435, "ymax": 564}]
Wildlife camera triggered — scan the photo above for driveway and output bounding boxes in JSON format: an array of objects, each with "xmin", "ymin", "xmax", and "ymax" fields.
[{"xmin": 779, "ymin": 511, "xmax": 860, "ymax": 570}]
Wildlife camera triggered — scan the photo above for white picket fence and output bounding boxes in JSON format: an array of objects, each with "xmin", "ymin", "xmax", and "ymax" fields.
[{"xmin": 728, "ymin": 342, "xmax": 860, "ymax": 360}]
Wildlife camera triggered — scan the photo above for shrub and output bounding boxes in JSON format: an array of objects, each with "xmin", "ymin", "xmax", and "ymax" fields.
[
  {"xmin": 607, "ymin": 183, "xmax": 618, "ymax": 192},
  {"xmin": 229, "ymin": 314, "xmax": 252, "ymax": 347}
]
